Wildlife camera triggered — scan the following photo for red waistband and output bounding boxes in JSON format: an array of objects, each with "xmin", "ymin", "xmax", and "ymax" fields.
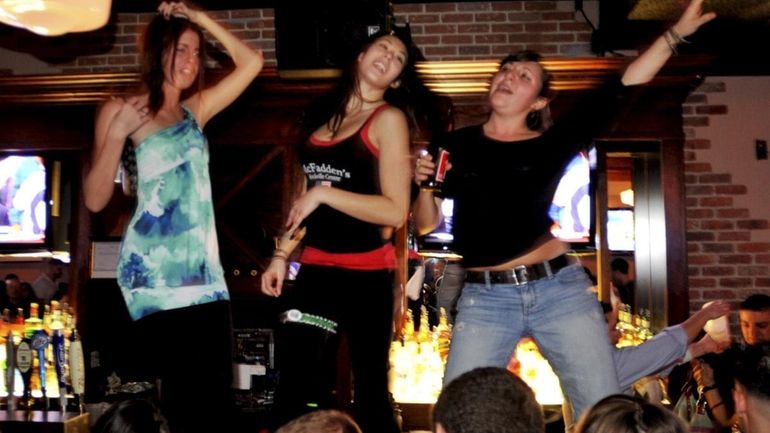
[{"xmin": 299, "ymin": 244, "xmax": 396, "ymax": 270}]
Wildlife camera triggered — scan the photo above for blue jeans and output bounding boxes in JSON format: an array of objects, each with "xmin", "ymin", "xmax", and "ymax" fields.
[{"xmin": 443, "ymin": 264, "xmax": 619, "ymax": 421}]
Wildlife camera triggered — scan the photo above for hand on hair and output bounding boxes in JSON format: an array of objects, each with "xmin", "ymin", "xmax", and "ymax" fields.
[{"xmin": 157, "ymin": 2, "xmax": 200, "ymax": 23}]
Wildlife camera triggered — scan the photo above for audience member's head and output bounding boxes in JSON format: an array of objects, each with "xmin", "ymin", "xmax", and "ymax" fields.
[
  {"xmin": 610, "ymin": 258, "xmax": 631, "ymax": 284},
  {"xmin": 575, "ymin": 394, "xmax": 687, "ymax": 433},
  {"xmin": 432, "ymin": 366, "xmax": 544, "ymax": 433},
  {"xmin": 275, "ymin": 410, "xmax": 362, "ymax": 433},
  {"xmin": 91, "ymin": 398, "xmax": 169, "ymax": 433},
  {"xmin": 739, "ymin": 294, "xmax": 770, "ymax": 345},
  {"xmin": 4, "ymin": 273, "xmax": 28, "ymax": 305},
  {"xmin": 733, "ymin": 343, "xmax": 770, "ymax": 433}
]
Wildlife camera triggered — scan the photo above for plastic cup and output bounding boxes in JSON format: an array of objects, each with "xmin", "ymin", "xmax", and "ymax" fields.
[{"xmin": 702, "ymin": 301, "xmax": 731, "ymax": 343}]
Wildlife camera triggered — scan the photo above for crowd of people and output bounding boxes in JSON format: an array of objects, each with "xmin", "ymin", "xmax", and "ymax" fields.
[{"xmin": 70, "ymin": 0, "xmax": 770, "ymax": 432}]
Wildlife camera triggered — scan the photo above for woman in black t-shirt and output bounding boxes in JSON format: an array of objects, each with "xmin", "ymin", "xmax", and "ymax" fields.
[{"xmin": 413, "ymin": 0, "xmax": 715, "ymax": 425}]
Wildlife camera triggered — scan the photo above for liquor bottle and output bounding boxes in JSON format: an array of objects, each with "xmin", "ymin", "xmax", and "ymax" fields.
[
  {"xmin": 25, "ymin": 302, "xmax": 44, "ymax": 338},
  {"xmin": 420, "ymin": 147, "xmax": 450, "ymax": 192},
  {"xmin": 435, "ymin": 307, "xmax": 452, "ymax": 362}
]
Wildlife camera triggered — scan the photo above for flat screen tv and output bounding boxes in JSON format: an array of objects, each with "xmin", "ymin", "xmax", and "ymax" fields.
[
  {"xmin": 607, "ymin": 208, "xmax": 635, "ymax": 252},
  {"xmin": 549, "ymin": 149, "xmax": 595, "ymax": 248},
  {"xmin": 418, "ymin": 148, "xmax": 597, "ymax": 256},
  {"xmin": 0, "ymin": 154, "xmax": 51, "ymax": 251}
]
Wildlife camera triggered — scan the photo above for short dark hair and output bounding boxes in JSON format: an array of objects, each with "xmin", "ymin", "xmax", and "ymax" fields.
[
  {"xmin": 276, "ymin": 410, "xmax": 362, "ymax": 433},
  {"xmin": 740, "ymin": 294, "xmax": 770, "ymax": 312},
  {"xmin": 610, "ymin": 258, "xmax": 629, "ymax": 274},
  {"xmin": 734, "ymin": 342, "xmax": 770, "ymax": 402},
  {"xmin": 433, "ymin": 367, "xmax": 544, "ymax": 433},
  {"xmin": 4, "ymin": 273, "xmax": 19, "ymax": 281},
  {"xmin": 575, "ymin": 394, "xmax": 687, "ymax": 433}
]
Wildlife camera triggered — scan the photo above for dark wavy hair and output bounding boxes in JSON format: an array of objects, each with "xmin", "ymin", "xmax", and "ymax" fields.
[
  {"xmin": 575, "ymin": 394, "xmax": 687, "ymax": 433},
  {"xmin": 92, "ymin": 399, "xmax": 169, "ymax": 433},
  {"xmin": 498, "ymin": 50, "xmax": 554, "ymax": 132},
  {"xmin": 301, "ymin": 25, "xmax": 451, "ymax": 144},
  {"xmin": 140, "ymin": 15, "xmax": 206, "ymax": 115}
]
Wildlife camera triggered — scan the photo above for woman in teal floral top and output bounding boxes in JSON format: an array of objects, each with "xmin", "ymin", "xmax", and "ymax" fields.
[{"xmin": 83, "ymin": 2, "xmax": 262, "ymax": 432}]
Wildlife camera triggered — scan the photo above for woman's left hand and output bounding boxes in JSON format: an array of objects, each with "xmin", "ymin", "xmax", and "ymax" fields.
[
  {"xmin": 157, "ymin": 2, "xmax": 200, "ymax": 22},
  {"xmin": 672, "ymin": 0, "xmax": 717, "ymax": 38},
  {"xmin": 285, "ymin": 187, "xmax": 325, "ymax": 234}
]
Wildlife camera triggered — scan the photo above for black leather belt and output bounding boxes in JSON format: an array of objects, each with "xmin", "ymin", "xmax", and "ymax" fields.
[{"xmin": 465, "ymin": 254, "xmax": 571, "ymax": 285}]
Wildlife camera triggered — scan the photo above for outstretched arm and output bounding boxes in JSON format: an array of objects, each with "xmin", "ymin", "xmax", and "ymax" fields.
[
  {"xmin": 159, "ymin": 2, "xmax": 264, "ymax": 127},
  {"xmin": 680, "ymin": 300, "xmax": 730, "ymax": 341},
  {"xmin": 622, "ymin": 0, "xmax": 716, "ymax": 85}
]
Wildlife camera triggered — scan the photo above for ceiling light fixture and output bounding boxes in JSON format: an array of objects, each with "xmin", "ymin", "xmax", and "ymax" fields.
[{"xmin": 0, "ymin": 0, "xmax": 111, "ymax": 36}]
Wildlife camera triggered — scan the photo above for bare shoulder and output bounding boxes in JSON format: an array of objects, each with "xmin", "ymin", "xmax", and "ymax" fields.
[
  {"xmin": 371, "ymin": 105, "xmax": 408, "ymax": 133},
  {"xmin": 96, "ymin": 97, "xmax": 124, "ymax": 120}
]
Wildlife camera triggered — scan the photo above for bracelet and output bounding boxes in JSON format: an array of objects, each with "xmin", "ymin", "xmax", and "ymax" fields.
[
  {"xmin": 701, "ymin": 384, "xmax": 719, "ymax": 393},
  {"xmin": 668, "ymin": 28, "xmax": 691, "ymax": 45},
  {"xmin": 272, "ymin": 255, "xmax": 287, "ymax": 261},
  {"xmin": 663, "ymin": 30, "xmax": 679, "ymax": 55},
  {"xmin": 710, "ymin": 401, "xmax": 724, "ymax": 410}
]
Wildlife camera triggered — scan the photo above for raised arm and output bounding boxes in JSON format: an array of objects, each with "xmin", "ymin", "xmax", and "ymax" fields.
[
  {"xmin": 159, "ymin": 2, "xmax": 264, "ymax": 127},
  {"xmin": 284, "ymin": 107, "xmax": 411, "ymax": 235},
  {"xmin": 622, "ymin": 0, "xmax": 716, "ymax": 86},
  {"xmin": 83, "ymin": 97, "xmax": 150, "ymax": 212}
]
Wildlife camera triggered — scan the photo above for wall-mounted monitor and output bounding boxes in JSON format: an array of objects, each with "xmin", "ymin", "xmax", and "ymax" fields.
[
  {"xmin": 549, "ymin": 149, "xmax": 595, "ymax": 249},
  {"xmin": 607, "ymin": 208, "xmax": 635, "ymax": 252},
  {"xmin": 0, "ymin": 154, "xmax": 51, "ymax": 251}
]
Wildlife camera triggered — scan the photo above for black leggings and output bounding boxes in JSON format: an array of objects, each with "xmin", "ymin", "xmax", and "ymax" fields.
[{"xmin": 274, "ymin": 265, "xmax": 399, "ymax": 433}]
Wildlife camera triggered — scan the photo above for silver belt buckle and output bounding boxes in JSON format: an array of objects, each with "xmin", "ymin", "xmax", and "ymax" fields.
[{"xmin": 513, "ymin": 265, "xmax": 529, "ymax": 284}]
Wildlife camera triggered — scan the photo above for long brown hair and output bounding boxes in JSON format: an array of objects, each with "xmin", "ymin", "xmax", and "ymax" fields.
[{"xmin": 140, "ymin": 15, "xmax": 206, "ymax": 115}]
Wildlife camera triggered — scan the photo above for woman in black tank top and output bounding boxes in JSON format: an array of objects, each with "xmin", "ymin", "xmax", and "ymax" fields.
[{"xmin": 261, "ymin": 29, "xmax": 445, "ymax": 433}]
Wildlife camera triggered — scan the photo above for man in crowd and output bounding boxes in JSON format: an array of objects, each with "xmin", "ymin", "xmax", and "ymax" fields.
[
  {"xmin": 433, "ymin": 367, "xmax": 544, "ymax": 433},
  {"xmin": 694, "ymin": 293, "xmax": 770, "ymax": 428}
]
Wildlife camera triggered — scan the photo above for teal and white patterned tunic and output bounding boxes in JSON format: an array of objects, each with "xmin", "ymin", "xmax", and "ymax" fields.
[{"xmin": 117, "ymin": 106, "xmax": 229, "ymax": 321}]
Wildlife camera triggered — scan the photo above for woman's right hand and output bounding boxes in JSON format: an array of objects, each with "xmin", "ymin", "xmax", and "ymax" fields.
[
  {"xmin": 112, "ymin": 96, "xmax": 150, "ymax": 138},
  {"xmin": 261, "ymin": 259, "xmax": 287, "ymax": 297},
  {"xmin": 414, "ymin": 150, "xmax": 436, "ymax": 186}
]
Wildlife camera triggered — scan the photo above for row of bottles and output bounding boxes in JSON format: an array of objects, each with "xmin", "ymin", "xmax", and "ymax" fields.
[
  {"xmin": 389, "ymin": 306, "xmax": 451, "ymax": 403},
  {"xmin": 616, "ymin": 304, "xmax": 654, "ymax": 347},
  {"xmin": 1, "ymin": 300, "xmax": 85, "ymax": 412}
]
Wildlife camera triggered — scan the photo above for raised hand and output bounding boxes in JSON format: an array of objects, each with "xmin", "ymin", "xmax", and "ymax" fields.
[
  {"xmin": 157, "ymin": 1, "xmax": 200, "ymax": 22},
  {"xmin": 672, "ymin": 0, "xmax": 717, "ymax": 38}
]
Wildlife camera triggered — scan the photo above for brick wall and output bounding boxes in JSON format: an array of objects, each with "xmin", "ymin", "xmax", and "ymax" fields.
[
  {"xmin": 50, "ymin": 1, "xmax": 592, "ymax": 74},
  {"xmin": 683, "ymin": 79, "xmax": 770, "ymax": 320}
]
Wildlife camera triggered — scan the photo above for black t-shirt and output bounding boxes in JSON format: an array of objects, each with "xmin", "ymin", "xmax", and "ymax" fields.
[{"xmin": 435, "ymin": 76, "xmax": 630, "ymax": 268}]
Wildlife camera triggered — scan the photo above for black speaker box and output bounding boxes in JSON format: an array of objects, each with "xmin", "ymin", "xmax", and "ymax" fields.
[{"xmin": 274, "ymin": 0, "xmax": 388, "ymax": 78}]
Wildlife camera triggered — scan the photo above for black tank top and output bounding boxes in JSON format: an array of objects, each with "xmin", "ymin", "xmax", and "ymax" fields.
[{"xmin": 300, "ymin": 104, "xmax": 389, "ymax": 254}]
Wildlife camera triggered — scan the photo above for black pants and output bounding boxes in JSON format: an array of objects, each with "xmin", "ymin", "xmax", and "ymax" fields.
[
  {"xmin": 274, "ymin": 265, "xmax": 399, "ymax": 433},
  {"xmin": 133, "ymin": 300, "xmax": 235, "ymax": 433}
]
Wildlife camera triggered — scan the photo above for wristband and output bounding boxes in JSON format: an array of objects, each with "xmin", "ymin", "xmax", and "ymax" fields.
[
  {"xmin": 279, "ymin": 309, "xmax": 338, "ymax": 333},
  {"xmin": 701, "ymin": 384, "xmax": 718, "ymax": 393}
]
